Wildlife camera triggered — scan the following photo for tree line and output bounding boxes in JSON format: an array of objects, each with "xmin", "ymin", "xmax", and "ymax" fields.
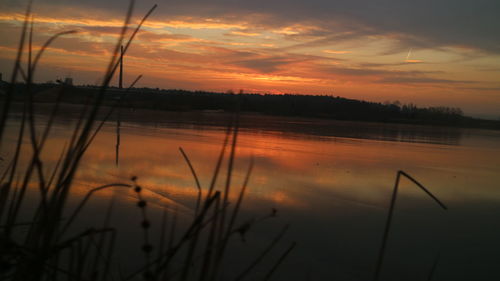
[{"xmin": 4, "ymin": 83, "xmax": 499, "ymax": 129}]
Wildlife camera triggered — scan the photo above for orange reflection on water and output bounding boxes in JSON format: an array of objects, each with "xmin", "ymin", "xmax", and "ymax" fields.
[
  {"xmin": 69, "ymin": 118, "xmax": 500, "ymax": 212},
  {"xmin": 8, "ymin": 109, "xmax": 500, "ymax": 216}
]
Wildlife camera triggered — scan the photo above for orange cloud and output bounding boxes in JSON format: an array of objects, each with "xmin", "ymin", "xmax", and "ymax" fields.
[
  {"xmin": 323, "ymin": 50, "xmax": 352, "ymax": 54},
  {"xmin": 0, "ymin": 12, "xmax": 248, "ymax": 30},
  {"xmin": 228, "ymin": 31, "xmax": 261, "ymax": 37},
  {"xmin": 404, "ymin": 59, "xmax": 423, "ymax": 63}
]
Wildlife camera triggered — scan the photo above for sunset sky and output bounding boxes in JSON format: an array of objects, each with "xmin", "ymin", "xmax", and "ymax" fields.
[{"xmin": 1, "ymin": 0, "xmax": 499, "ymax": 118}]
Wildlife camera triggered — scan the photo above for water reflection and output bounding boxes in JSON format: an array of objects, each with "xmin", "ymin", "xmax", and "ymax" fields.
[
  {"xmin": 4, "ymin": 106, "xmax": 500, "ymax": 281},
  {"xmin": 115, "ymin": 109, "xmax": 465, "ymax": 145}
]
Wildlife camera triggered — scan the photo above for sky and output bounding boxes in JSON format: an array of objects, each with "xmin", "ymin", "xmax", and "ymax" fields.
[{"xmin": 1, "ymin": 0, "xmax": 499, "ymax": 118}]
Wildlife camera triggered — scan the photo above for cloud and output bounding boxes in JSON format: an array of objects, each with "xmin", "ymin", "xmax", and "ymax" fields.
[
  {"xmin": 317, "ymin": 64, "xmax": 431, "ymax": 77},
  {"xmin": 377, "ymin": 77, "xmax": 475, "ymax": 85},
  {"xmin": 226, "ymin": 30, "xmax": 260, "ymax": 37},
  {"xmin": 458, "ymin": 86, "xmax": 500, "ymax": 92},
  {"xmin": 404, "ymin": 59, "xmax": 423, "ymax": 64},
  {"xmin": 359, "ymin": 62, "xmax": 422, "ymax": 68},
  {"xmin": 72, "ymin": 1, "xmax": 500, "ymax": 52},
  {"xmin": 310, "ymin": 63, "xmax": 475, "ymax": 86},
  {"xmin": 137, "ymin": 31, "xmax": 198, "ymax": 43},
  {"xmin": 323, "ymin": 50, "xmax": 351, "ymax": 55},
  {"xmin": 231, "ymin": 56, "xmax": 305, "ymax": 73},
  {"xmin": 4, "ymin": 0, "xmax": 500, "ymax": 54},
  {"xmin": 68, "ymin": 25, "xmax": 124, "ymax": 36}
]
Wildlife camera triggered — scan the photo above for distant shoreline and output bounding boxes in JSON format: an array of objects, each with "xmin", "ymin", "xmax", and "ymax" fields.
[{"xmin": 3, "ymin": 83, "xmax": 500, "ymax": 131}]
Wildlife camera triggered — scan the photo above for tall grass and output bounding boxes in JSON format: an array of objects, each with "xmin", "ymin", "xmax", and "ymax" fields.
[
  {"xmin": 0, "ymin": 2, "xmax": 451, "ymax": 280},
  {"xmin": 0, "ymin": 2, "xmax": 295, "ymax": 281}
]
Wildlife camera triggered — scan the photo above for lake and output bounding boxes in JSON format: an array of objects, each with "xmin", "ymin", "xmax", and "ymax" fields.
[{"xmin": 3, "ymin": 104, "xmax": 500, "ymax": 281}]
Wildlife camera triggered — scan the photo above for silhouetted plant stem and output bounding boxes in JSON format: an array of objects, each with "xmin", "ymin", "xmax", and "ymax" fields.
[
  {"xmin": 59, "ymin": 183, "xmax": 131, "ymax": 238},
  {"xmin": 206, "ymin": 123, "xmax": 232, "ymax": 199},
  {"xmin": 234, "ymin": 224, "xmax": 290, "ymax": 281},
  {"xmin": 372, "ymin": 171, "xmax": 400, "ymax": 281},
  {"xmin": 0, "ymin": 0, "xmax": 31, "ymax": 143},
  {"xmin": 427, "ymin": 253, "xmax": 440, "ymax": 281},
  {"xmin": 373, "ymin": 170, "xmax": 447, "ymax": 281},
  {"xmin": 226, "ymin": 158, "xmax": 254, "ymax": 241},
  {"xmin": 115, "ymin": 110, "xmax": 121, "ymax": 166},
  {"xmin": 0, "ymin": 2, "xmax": 297, "ymax": 280},
  {"xmin": 119, "ymin": 45, "xmax": 124, "ymax": 89},
  {"xmin": 200, "ymin": 194, "xmax": 221, "ymax": 281},
  {"xmin": 263, "ymin": 241, "xmax": 297, "ymax": 281},
  {"xmin": 179, "ymin": 147, "xmax": 202, "ymax": 215},
  {"xmin": 125, "ymin": 192, "xmax": 221, "ymax": 281},
  {"xmin": 82, "ymin": 74, "xmax": 143, "ymax": 156}
]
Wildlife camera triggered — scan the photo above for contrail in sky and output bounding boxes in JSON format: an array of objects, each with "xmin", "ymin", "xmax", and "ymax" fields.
[{"xmin": 406, "ymin": 48, "xmax": 413, "ymax": 61}]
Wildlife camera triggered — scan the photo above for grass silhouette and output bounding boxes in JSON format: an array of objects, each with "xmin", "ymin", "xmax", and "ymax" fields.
[
  {"xmin": 0, "ymin": 2, "xmax": 452, "ymax": 281},
  {"xmin": 0, "ymin": 2, "xmax": 295, "ymax": 280}
]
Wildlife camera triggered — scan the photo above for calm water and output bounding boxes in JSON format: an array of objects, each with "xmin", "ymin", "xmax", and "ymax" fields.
[{"xmin": 4, "ymin": 106, "xmax": 500, "ymax": 280}]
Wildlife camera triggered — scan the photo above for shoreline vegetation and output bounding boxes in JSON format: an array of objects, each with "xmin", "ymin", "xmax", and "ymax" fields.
[
  {"xmin": 0, "ymin": 1, "xmax": 479, "ymax": 279},
  {"xmin": 0, "ymin": 3, "xmax": 299, "ymax": 280},
  {"xmin": 2, "ymin": 83, "xmax": 499, "ymax": 130}
]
